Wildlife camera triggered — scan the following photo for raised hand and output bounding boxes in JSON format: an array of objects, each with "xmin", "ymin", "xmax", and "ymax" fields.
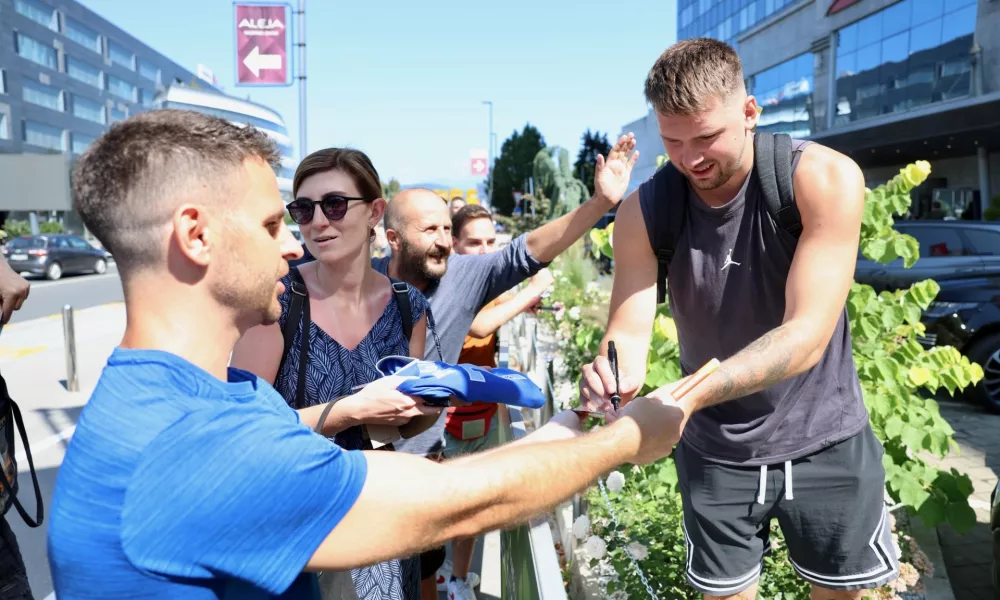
[{"xmin": 594, "ymin": 133, "xmax": 639, "ymax": 206}]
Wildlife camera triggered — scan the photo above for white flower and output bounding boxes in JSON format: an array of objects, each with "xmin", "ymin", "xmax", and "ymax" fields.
[
  {"xmin": 586, "ymin": 281, "xmax": 599, "ymax": 294},
  {"xmin": 626, "ymin": 541, "xmax": 649, "ymax": 561},
  {"xmin": 568, "ymin": 306, "xmax": 581, "ymax": 321},
  {"xmin": 572, "ymin": 515, "xmax": 591, "ymax": 540},
  {"xmin": 631, "ymin": 465, "xmax": 641, "ymax": 474},
  {"xmin": 606, "ymin": 471, "xmax": 625, "ymax": 494},
  {"xmin": 610, "ymin": 591, "xmax": 629, "ymax": 600},
  {"xmin": 584, "ymin": 535, "xmax": 607, "ymax": 560}
]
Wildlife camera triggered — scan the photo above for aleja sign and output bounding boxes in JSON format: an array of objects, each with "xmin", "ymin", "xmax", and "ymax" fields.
[
  {"xmin": 826, "ymin": 0, "xmax": 861, "ymax": 15},
  {"xmin": 234, "ymin": 3, "xmax": 291, "ymax": 86}
]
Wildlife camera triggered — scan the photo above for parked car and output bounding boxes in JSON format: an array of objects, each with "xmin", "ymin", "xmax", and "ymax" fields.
[
  {"xmin": 2, "ymin": 234, "xmax": 110, "ymax": 281},
  {"xmin": 854, "ymin": 220, "xmax": 1000, "ymax": 413}
]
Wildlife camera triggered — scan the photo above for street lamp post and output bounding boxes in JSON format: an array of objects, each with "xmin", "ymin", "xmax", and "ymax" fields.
[{"xmin": 482, "ymin": 100, "xmax": 494, "ymax": 206}]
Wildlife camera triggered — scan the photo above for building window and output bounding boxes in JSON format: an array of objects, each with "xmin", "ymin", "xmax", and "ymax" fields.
[
  {"xmin": 63, "ymin": 17, "xmax": 101, "ymax": 53},
  {"xmin": 107, "ymin": 76, "xmax": 136, "ymax": 102},
  {"xmin": 22, "ymin": 78, "xmax": 64, "ymax": 112},
  {"xmin": 108, "ymin": 40, "xmax": 135, "ymax": 71},
  {"xmin": 23, "ymin": 121, "xmax": 64, "ymax": 151},
  {"xmin": 0, "ymin": 71, "xmax": 6, "ymax": 95},
  {"xmin": 66, "ymin": 56, "xmax": 103, "ymax": 89},
  {"xmin": 139, "ymin": 89, "xmax": 153, "ymax": 107},
  {"xmin": 752, "ymin": 53, "xmax": 814, "ymax": 137},
  {"xmin": 109, "ymin": 105, "xmax": 128, "ymax": 122},
  {"xmin": 14, "ymin": 0, "xmax": 57, "ymax": 30},
  {"xmin": 14, "ymin": 33, "xmax": 57, "ymax": 70},
  {"xmin": 72, "ymin": 95, "xmax": 105, "ymax": 124},
  {"xmin": 71, "ymin": 132, "xmax": 97, "ymax": 155},
  {"xmin": 137, "ymin": 59, "xmax": 160, "ymax": 84},
  {"xmin": 834, "ymin": 0, "xmax": 977, "ymax": 125},
  {"xmin": 0, "ymin": 112, "xmax": 10, "ymax": 140}
]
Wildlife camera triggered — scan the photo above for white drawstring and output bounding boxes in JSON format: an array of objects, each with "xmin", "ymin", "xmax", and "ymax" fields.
[
  {"xmin": 756, "ymin": 461, "xmax": 794, "ymax": 505},
  {"xmin": 757, "ymin": 466, "xmax": 767, "ymax": 504},
  {"xmin": 784, "ymin": 460, "xmax": 794, "ymax": 500}
]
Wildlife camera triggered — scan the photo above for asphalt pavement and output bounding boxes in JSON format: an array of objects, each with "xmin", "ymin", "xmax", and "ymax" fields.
[{"xmin": 8, "ymin": 264, "xmax": 122, "ymax": 325}]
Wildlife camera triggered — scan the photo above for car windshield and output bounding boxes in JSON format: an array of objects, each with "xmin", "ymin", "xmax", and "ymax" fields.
[{"xmin": 7, "ymin": 237, "xmax": 46, "ymax": 250}]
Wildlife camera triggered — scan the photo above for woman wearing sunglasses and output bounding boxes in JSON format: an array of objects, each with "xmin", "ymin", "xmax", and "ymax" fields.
[{"xmin": 231, "ymin": 148, "xmax": 438, "ymax": 600}]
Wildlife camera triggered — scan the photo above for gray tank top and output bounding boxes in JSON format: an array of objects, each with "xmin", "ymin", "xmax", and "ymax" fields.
[{"xmin": 638, "ymin": 138, "xmax": 868, "ymax": 466}]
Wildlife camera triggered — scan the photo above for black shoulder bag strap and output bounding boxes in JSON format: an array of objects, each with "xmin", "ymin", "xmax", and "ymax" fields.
[
  {"xmin": 0, "ymin": 373, "xmax": 43, "ymax": 528},
  {"xmin": 276, "ymin": 267, "xmax": 310, "ymax": 410},
  {"xmin": 389, "ymin": 278, "xmax": 413, "ymax": 340},
  {"xmin": 753, "ymin": 132, "xmax": 803, "ymax": 239},
  {"xmin": 652, "ymin": 163, "xmax": 690, "ymax": 305}
]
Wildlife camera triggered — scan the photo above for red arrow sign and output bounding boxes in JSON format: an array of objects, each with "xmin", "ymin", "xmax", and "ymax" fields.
[
  {"xmin": 471, "ymin": 158, "xmax": 488, "ymax": 176},
  {"xmin": 235, "ymin": 4, "xmax": 289, "ymax": 86}
]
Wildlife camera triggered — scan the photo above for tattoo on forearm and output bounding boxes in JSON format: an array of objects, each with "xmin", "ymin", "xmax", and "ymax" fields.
[{"xmin": 700, "ymin": 325, "xmax": 798, "ymax": 407}]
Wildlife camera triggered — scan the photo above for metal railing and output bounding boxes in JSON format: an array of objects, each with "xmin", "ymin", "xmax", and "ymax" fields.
[{"xmin": 495, "ymin": 313, "xmax": 568, "ymax": 600}]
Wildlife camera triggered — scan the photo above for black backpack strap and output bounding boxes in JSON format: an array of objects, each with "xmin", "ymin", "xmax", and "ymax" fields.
[
  {"xmin": 753, "ymin": 132, "xmax": 802, "ymax": 239},
  {"xmin": 276, "ymin": 267, "xmax": 310, "ymax": 408},
  {"xmin": 641, "ymin": 162, "xmax": 689, "ymax": 305},
  {"xmin": 389, "ymin": 278, "xmax": 413, "ymax": 340},
  {"xmin": 0, "ymin": 376, "xmax": 43, "ymax": 528}
]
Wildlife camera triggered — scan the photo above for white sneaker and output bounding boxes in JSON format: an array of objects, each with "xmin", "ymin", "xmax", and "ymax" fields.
[
  {"xmin": 447, "ymin": 577, "xmax": 478, "ymax": 600},
  {"xmin": 435, "ymin": 560, "xmax": 479, "ymax": 591},
  {"xmin": 435, "ymin": 560, "xmax": 453, "ymax": 591}
]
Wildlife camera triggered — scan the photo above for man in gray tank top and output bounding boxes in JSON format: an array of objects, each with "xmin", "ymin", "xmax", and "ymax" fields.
[{"xmin": 579, "ymin": 39, "xmax": 898, "ymax": 599}]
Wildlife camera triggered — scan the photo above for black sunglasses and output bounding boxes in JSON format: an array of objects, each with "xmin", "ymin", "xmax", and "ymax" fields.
[{"xmin": 286, "ymin": 193, "xmax": 369, "ymax": 225}]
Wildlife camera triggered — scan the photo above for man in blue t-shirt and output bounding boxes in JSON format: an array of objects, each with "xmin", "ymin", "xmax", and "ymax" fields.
[{"xmin": 48, "ymin": 110, "xmax": 688, "ymax": 599}]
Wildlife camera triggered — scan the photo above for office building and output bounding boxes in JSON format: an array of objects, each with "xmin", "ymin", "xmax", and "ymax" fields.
[
  {"xmin": 0, "ymin": 0, "xmax": 218, "ymax": 157},
  {"xmin": 625, "ymin": 0, "xmax": 999, "ymax": 218}
]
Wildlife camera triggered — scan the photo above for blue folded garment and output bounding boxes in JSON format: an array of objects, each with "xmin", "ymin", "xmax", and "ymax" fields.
[{"xmin": 375, "ymin": 356, "xmax": 545, "ymax": 409}]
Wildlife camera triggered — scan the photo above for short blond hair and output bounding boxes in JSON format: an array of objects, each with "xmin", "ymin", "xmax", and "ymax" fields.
[{"xmin": 644, "ymin": 38, "xmax": 745, "ymax": 116}]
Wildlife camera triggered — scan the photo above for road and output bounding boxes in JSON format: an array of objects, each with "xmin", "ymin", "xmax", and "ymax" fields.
[{"xmin": 8, "ymin": 265, "xmax": 122, "ymax": 324}]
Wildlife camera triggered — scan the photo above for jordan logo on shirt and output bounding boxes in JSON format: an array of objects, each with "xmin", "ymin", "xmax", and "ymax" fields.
[{"xmin": 721, "ymin": 249, "xmax": 741, "ymax": 270}]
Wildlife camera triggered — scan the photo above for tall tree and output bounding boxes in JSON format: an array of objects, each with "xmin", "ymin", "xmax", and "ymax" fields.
[
  {"xmin": 487, "ymin": 124, "xmax": 546, "ymax": 216},
  {"xmin": 382, "ymin": 177, "xmax": 401, "ymax": 201},
  {"xmin": 573, "ymin": 129, "xmax": 612, "ymax": 196}
]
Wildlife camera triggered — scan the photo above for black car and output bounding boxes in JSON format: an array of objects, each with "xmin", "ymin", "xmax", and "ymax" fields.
[
  {"xmin": 855, "ymin": 220, "xmax": 1000, "ymax": 413},
  {"xmin": 2, "ymin": 234, "xmax": 110, "ymax": 281}
]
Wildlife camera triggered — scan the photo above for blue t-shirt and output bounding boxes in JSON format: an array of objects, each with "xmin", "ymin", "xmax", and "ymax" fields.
[{"xmin": 47, "ymin": 348, "xmax": 368, "ymax": 599}]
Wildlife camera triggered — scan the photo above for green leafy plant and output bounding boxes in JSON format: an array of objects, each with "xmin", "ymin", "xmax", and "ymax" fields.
[
  {"xmin": 2, "ymin": 220, "xmax": 30, "ymax": 238},
  {"xmin": 851, "ymin": 160, "xmax": 982, "ymax": 533},
  {"xmin": 39, "ymin": 221, "xmax": 64, "ymax": 234}
]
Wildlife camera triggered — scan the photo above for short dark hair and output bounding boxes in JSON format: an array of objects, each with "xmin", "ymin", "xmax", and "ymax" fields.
[
  {"xmin": 72, "ymin": 109, "xmax": 280, "ymax": 276},
  {"xmin": 293, "ymin": 147, "xmax": 382, "ymax": 201},
  {"xmin": 644, "ymin": 38, "xmax": 745, "ymax": 116},
  {"xmin": 452, "ymin": 204, "xmax": 493, "ymax": 239}
]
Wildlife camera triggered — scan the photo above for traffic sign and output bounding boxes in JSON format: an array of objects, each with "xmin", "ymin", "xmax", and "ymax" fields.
[
  {"xmin": 470, "ymin": 149, "xmax": 488, "ymax": 176},
  {"xmin": 234, "ymin": 3, "xmax": 291, "ymax": 87}
]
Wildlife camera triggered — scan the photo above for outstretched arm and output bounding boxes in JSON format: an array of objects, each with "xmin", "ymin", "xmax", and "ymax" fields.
[
  {"xmin": 467, "ymin": 270, "xmax": 553, "ymax": 338},
  {"xmin": 524, "ymin": 134, "xmax": 638, "ymax": 263},
  {"xmin": 676, "ymin": 145, "xmax": 865, "ymax": 415}
]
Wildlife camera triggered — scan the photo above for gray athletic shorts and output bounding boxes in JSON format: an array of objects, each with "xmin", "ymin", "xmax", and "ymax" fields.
[{"xmin": 675, "ymin": 425, "xmax": 900, "ymax": 596}]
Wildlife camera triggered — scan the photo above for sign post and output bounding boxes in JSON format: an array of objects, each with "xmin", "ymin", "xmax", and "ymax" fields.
[{"xmin": 234, "ymin": 3, "xmax": 292, "ymax": 87}]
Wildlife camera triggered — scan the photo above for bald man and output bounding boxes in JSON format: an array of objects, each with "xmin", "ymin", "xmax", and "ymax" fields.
[{"xmin": 373, "ymin": 134, "xmax": 637, "ymax": 454}]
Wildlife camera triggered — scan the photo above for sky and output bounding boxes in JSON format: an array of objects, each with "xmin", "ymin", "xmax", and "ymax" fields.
[{"xmin": 79, "ymin": 0, "xmax": 677, "ymax": 190}]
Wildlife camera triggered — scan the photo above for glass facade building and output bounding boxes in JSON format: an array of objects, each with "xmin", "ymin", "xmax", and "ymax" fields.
[
  {"xmin": 0, "ymin": 0, "xmax": 219, "ymax": 158},
  {"xmin": 674, "ymin": 0, "xmax": 980, "ymax": 137},
  {"xmin": 833, "ymin": 0, "xmax": 978, "ymax": 125},
  {"xmin": 677, "ymin": 0, "xmax": 803, "ymax": 47}
]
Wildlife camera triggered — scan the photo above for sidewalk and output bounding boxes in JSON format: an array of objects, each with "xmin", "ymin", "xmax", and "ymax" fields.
[
  {"xmin": 4, "ymin": 302, "xmax": 126, "ymax": 471},
  {"xmin": 924, "ymin": 398, "xmax": 1000, "ymax": 600}
]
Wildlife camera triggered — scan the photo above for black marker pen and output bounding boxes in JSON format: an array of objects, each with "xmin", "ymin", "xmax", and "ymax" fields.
[{"xmin": 608, "ymin": 341, "xmax": 621, "ymax": 412}]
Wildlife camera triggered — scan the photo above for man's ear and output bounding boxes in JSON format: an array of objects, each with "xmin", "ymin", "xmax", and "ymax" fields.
[
  {"xmin": 171, "ymin": 204, "xmax": 213, "ymax": 268},
  {"xmin": 385, "ymin": 226, "xmax": 402, "ymax": 252}
]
